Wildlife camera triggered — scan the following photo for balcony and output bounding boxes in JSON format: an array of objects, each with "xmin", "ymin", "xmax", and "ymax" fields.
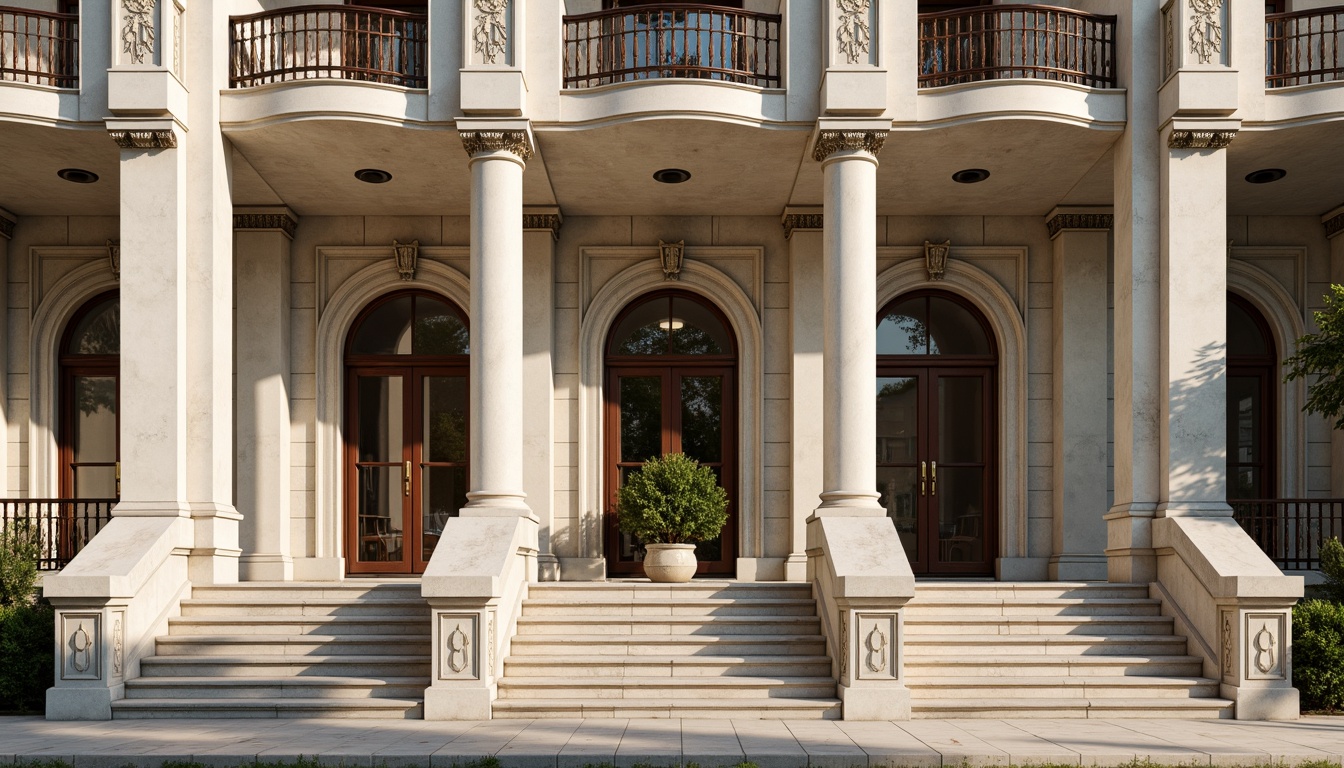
[
  {"xmin": 1, "ymin": 498, "xmax": 114, "ymax": 570},
  {"xmin": 1232, "ymin": 498, "xmax": 1344, "ymax": 571},
  {"xmin": 229, "ymin": 5, "xmax": 427, "ymax": 89},
  {"xmin": 0, "ymin": 6, "xmax": 78, "ymax": 88},
  {"xmin": 917, "ymin": 5, "xmax": 1116, "ymax": 89},
  {"xmin": 1267, "ymin": 6, "xmax": 1343, "ymax": 87},
  {"xmin": 562, "ymin": 4, "xmax": 781, "ymax": 89}
]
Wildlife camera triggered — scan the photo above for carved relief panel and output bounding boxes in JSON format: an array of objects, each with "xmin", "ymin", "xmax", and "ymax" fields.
[
  {"xmin": 60, "ymin": 613, "xmax": 101, "ymax": 681},
  {"xmin": 1245, "ymin": 612, "xmax": 1286, "ymax": 681},
  {"xmin": 437, "ymin": 613, "xmax": 479, "ymax": 680},
  {"xmin": 471, "ymin": 0, "xmax": 511, "ymax": 66},
  {"xmin": 855, "ymin": 613, "xmax": 899, "ymax": 681}
]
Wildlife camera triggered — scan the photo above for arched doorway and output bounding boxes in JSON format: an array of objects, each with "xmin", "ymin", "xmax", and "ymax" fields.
[
  {"xmin": 59, "ymin": 291, "xmax": 119, "ymax": 501},
  {"xmin": 876, "ymin": 290, "xmax": 997, "ymax": 576},
  {"xmin": 604, "ymin": 291, "xmax": 738, "ymax": 576},
  {"xmin": 1227, "ymin": 293, "xmax": 1277, "ymax": 500},
  {"xmin": 343, "ymin": 290, "xmax": 469, "ymax": 575}
]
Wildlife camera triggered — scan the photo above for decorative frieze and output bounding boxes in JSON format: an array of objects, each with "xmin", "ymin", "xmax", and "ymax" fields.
[
  {"xmin": 110, "ymin": 129, "xmax": 177, "ymax": 149},
  {"xmin": 474, "ymin": 0, "xmax": 509, "ymax": 65},
  {"xmin": 813, "ymin": 130, "xmax": 886, "ymax": 162},
  {"xmin": 1168, "ymin": 129, "xmax": 1235, "ymax": 149},
  {"xmin": 837, "ymin": 610, "xmax": 849, "ymax": 679},
  {"xmin": 106, "ymin": 240, "xmax": 121, "ymax": 280},
  {"xmin": 1323, "ymin": 211, "xmax": 1344, "ymax": 240},
  {"xmin": 1187, "ymin": 0, "xmax": 1224, "ymax": 65},
  {"xmin": 393, "ymin": 240, "xmax": 419, "ymax": 281},
  {"xmin": 1162, "ymin": 2, "xmax": 1175, "ymax": 78},
  {"xmin": 1222, "ymin": 610, "xmax": 1233, "ymax": 678},
  {"xmin": 0, "ymin": 213, "xmax": 14, "ymax": 240},
  {"xmin": 233, "ymin": 213, "xmax": 298, "ymax": 239},
  {"xmin": 782, "ymin": 213, "xmax": 823, "ymax": 239},
  {"xmin": 523, "ymin": 213, "xmax": 563, "ymax": 239},
  {"xmin": 659, "ymin": 240, "xmax": 685, "ymax": 281},
  {"xmin": 1045, "ymin": 213, "xmax": 1114, "ymax": 239},
  {"xmin": 924, "ymin": 240, "xmax": 950, "ymax": 281},
  {"xmin": 121, "ymin": 0, "xmax": 156, "ymax": 64},
  {"xmin": 112, "ymin": 614, "xmax": 124, "ymax": 677},
  {"xmin": 460, "ymin": 130, "xmax": 532, "ymax": 161},
  {"xmin": 836, "ymin": 0, "xmax": 871, "ymax": 65}
]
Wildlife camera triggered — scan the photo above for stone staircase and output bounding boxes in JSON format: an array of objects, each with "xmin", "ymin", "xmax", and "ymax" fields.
[
  {"xmin": 112, "ymin": 581, "xmax": 430, "ymax": 719},
  {"xmin": 493, "ymin": 580, "xmax": 842, "ymax": 719},
  {"xmin": 904, "ymin": 581, "xmax": 1234, "ymax": 718}
]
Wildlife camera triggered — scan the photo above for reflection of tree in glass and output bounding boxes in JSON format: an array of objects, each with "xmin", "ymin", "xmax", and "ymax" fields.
[
  {"xmin": 429, "ymin": 410, "xmax": 466, "ymax": 463},
  {"xmin": 76, "ymin": 377, "xmax": 117, "ymax": 418},
  {"xmin": 877, "ymin": 377, "xmax": 917, "ymax": 401},
  {"xmin": 879, "ymin": 312, "xmax": 936, "ymax": 355},
  {"xmin": 679, "ymin": 376, "xmax": 722, "ymax": 463},
  {"xmin": 620, "ymin": 377, "xmax": 662, "ymax": 462},
  {"xmin": 71, "ymin": 304, "xmax": 119, "ymax": 355},
  {"xmin": 670, "ymin": 324, "xmax": 723, "ymax": 355},
  {"xmin": 617, "ymin": 324, "xmax": 666, "ymax": 355},
  {"xmin": 414, "ymin": 314, "xmax": 469, "ymax": 355}
]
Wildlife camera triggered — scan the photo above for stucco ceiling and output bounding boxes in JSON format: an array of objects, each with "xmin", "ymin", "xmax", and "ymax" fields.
[
  {"xmin": 0, "ymin": 122, "xmax": 120, "ymax": 217},
  {"xmin": 1227, "ymin": 121, "xmax": 1344, "ymax": 218}
]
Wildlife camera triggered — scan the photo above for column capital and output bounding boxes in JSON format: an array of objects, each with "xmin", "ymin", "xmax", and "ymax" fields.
[
  {"xmin": 233, "ymin": 207, "xmax": 298, "ymax": 240},
  {"xmin": 812, "ymin": 129, "xmax": 886, "ymax": 162},
  {"xmin": 1045, "ymin": 206, "xmax": 1114, "ymax": 240},
  {"xmin": 460, "ymin": 129, "xmax": 533, "ymax": 162},
  {"xmin": 1167, "ymin": 129, "xmax": 1236, "ymax": 149},
  {"xmin": 1323, "ymin": 204, "xmax": 1344, "ymax": 240},
  {"xmin": 0, "ymin": 207, "xmax": 14, "ymax": 240},
  {"xmin": 106, "ymin": 118, "xmax": 181, "ymax": 150},
  {"xmin": 523, "ymin": 207, "xmax": 563, "ymax": 240},
  {"xmin": 781, "ymin": 207, "xmax": 823, "ymax": 239}
]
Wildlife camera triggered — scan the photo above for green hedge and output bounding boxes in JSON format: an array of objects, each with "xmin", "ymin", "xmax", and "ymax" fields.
[
  {"xmin": 0, "ymin": 600, "xmax": 53, "ymax": 714},
  {"xmin": 1292, "ymin": 598, "xmax": 1344, "ymax": 712}
]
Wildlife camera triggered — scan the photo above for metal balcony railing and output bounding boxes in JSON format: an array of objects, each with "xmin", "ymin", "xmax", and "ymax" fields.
[
  {"xmin": 1267, "ymin": 6, "xmax": 1343, "ymax": 87},
  {"xmin": 1, "ymin": 498, "xmax": 115, "ymax": 570},
  {"xmin": 563, "ymin": 4, "xmax": 781, "ymax": 89},
  {"xmin": 1231, "ymin": 498, "xmax": 1344, "ymax": 571},
  {"xmin": 0, "ymin": 6, "xmax": 77, "ymax": 88},
  {"xmin": 918, "ymin": 5, "xmax": 1117, "ymax": 88},
  {"xmin": 229, "ymin": 4, "xmax": 427, "ymax": 88}
]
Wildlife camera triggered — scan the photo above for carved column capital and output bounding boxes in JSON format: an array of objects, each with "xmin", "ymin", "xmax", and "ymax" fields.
[
  {"xmin": 1167, "ymin": 129, "xmax": 1236, "ymax": 149},
  {"xmin": 461, "ymin": 130, "xmax": 533, "ymax": 162},
  {"xmin": 1323, "ymin": 209, "xmax": 1344, "ymax": 240},
  {"xmin": 1045, "ymin": 211, "xmax": 1114, "ymax": 240},
  {"xmin": 109, "ymin": 129, "xmax": 177, "ymax": 149},
  {"xmin": 0, "ymin": 209, "xmax": 14, "ymax": 240},
  {"xmin": 522, "ymin": 213, "xmax": 563, "ymax": 239},
  {"xmin": 782, "ymin": 213, "xmax": 824, "ymax": 239},
  {"xmin": 813, "ymin": 130, "xmax": 886, "ymax": 162},
  {"xmin": 233, "ymin": 209, "xmax": 298, "ymax": 240}
]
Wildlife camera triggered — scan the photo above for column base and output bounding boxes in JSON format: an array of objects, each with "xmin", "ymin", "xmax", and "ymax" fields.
[
  {"xmin": 997, "ymin": 556, "xmax": 1048, "ymax": 581},
  {"xmin": 810, "ymin": 490, "xmax": 884, "ymax": 519},
  {"xmin": 1106, "ymin": 502, "xmax": 1158, "ymax": 583},
  {"xmin": 424, "ymin": 686, "xmax": 493, "ymax": 720},
  {"xmin": 735, "ymin": 557, "xmax": 784, "ymax": 582},
  {"xmin": 293, "ymin": 557, "xmax": 345, "ymax": 581},
  {"xmin": 46, "ymin": 685, "xmax": 117, "ymax": 720},
  {"xmin": 1223, "ymin": 683, "xmax": 1300, "ymax": 720},
  {"xmin": 1048, "ymin": 554, "xmax": 1108, "ymax": 581},
  {"xmin": 463, "ymin": 491, "xmax": 537, "ymax": 522},
  {"xmin": 240, "ymin": 553, "xmax": 294, "ymax": 582},
  {"xmin": 537, "ymin": 552, "xmax": 561, "ymax": 582},
  {"xmin": 558, "ymin": 557, "xmax": 606, "ymax": 581},
  {"xmin": 1156, "ymin": 501, "xmax": 1234, "ymax": 517},
  {"xmin": 840, "ymin": 683, "xmax": 910, "ymax": 720},
  {"xmin": 783, "ymin": 552, "xmax": 809, "ymax": 582}
]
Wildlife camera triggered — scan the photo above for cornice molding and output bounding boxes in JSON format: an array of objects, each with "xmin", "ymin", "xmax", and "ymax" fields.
[
  {"xmin": 812, "ymin": 130, "xmax": 886, "ymax": 162},
  {"xmin": 1046, "ymin": 212, "xmax": 1114, "ymax": 239},
  {"xmin": 1168, "ymin": 129, "xmax": 1236, "ymax": 149},
  {"xmin": 1324, "ymin": 211, "xmax": 1344, "ymax": 240},
  {"xmin": 233, "ymin": 212, "xmax": 298, "ymax": 239},
  {"xmin": 461, "ymin": 130, "xmax": 533, "ymax": 161},
  {"xmin": 109, "ymin": 129, "xmax": 177, "ymax": 149},
  {"xmin": 523, "ymin": 213, "xmax": 563, "ymax": 239},
  {"xmin": 0, "ymin": 214, "xmax": 14, "ymax": 241},
  {"xmin": 781, "ymin": 213, "xmax": 824, "ymax": 239}
]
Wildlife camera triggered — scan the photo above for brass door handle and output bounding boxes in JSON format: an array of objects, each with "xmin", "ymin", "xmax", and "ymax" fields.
[
  {"xmin": 403, "ymin": 461, "xmax": 411, "ymax": 497},
  {"xmin": 920, "ymin": 461, "xmax": 926, "ymax": 496},
  {"xmin": 115, "ymin": 461, "xmax": 121, "ymax": 498},
  {"xmin": 931, "ymin": 460, "xmax": 937, "ymax": 496}
]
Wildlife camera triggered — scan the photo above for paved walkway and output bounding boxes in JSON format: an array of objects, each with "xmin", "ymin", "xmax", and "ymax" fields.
[{"xmin": 2, "ymin": 717, "xmax": 1343, "ymax": 768}]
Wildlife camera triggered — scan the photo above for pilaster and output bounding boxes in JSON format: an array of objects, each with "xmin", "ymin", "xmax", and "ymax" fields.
[
  {"xmin": 234, "ymin": 207, "xmax": 297, "ymax": 581},
  {"xmin": 524, "ymin": 207, "xmax": 560, "ymax": 580},
  {"xmin": 1046, "ymin": 207, "xmax": 1112, "ymax": 581},
  {"xmin": 784, "ymin": 207, "xmax": 823, "ymax": 582}
]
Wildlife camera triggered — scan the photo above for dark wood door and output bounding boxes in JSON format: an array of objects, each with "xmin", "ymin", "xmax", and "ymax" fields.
[{"xmin": 876, "ymin": 366, "xmax": 995, "ymax": 575}]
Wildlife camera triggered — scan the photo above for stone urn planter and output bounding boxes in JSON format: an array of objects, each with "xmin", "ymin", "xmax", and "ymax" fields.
[{"xmin": 616, "ymin": 453, "xmax": 730, "ymax": 583}]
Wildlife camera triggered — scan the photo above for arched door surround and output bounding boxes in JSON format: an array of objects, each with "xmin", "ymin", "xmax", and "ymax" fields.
[
  {"xmin": 877, "ymin": 290, "xmax": 998, "ymax": 576},
  {"xmin": 1227, "ymin": 293, "xmax": 1277, "ymax": 500},
  {"xmin": 343, "ymin": 289, "xmax": 470, "ymax": 575},
  {"xmin": 604, "ymin": 290, "xmax": 738, "ymax": 576},
  {"xmin": 59, "ymin": 291, "xmax": 120, "ymax": 501}
]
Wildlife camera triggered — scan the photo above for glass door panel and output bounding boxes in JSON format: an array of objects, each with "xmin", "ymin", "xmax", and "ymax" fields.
[
  {"xmin": 420, "ymin": 375, "xmax": 467, "ymax": 564},
  {"xmin": 353, "ymin": 374, "xmax": 408, "ymax": 570},
  {"xmin": 613, "ymin": 374, "xmax": 666, "ymax": 567},
  {"xmin": 679, "ymin": 374, "xmax": 725, "ymax": 565},
  {"xmin": 877, "ymin": 375, "xmax": 922, "ymax": 568},
  {"xmin": 931, "ymin": 373, "xmax": 990, "ymax": 573}
]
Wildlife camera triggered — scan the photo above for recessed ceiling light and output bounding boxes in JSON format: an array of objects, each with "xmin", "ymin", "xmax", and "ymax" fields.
[
  {"xmin": 653, "ymin": 168, "xmax": 691, "ymax": 184},
  {"xmin": 1245, "ymin": 168, "xmax": 1286, "ymax": 184},
  {"xmin": 952, "ymin": 168, "xmax": 990, "ymax": 184},
  {"xmin": 57, "ymin": 168, "xmax": 98, "ymax": 184},
  {"xmin": 354, "ymin": 168, "xmax": 393, "ymax": 184}
]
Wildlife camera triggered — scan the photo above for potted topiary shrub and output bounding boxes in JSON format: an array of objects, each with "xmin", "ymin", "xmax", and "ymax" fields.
[{"xmin": 616, "ymin": 452, "xmax": 730, "ymax": 582}]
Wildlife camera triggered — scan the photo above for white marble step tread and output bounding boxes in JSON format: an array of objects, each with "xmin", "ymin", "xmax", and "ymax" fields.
[
  {"xmin": 111, "ymin": 697, "xmax": 424, "ymax": 719},
  {"xmin": 913, "ymin": 696, "xmax": 1234, "ymax": 718}
]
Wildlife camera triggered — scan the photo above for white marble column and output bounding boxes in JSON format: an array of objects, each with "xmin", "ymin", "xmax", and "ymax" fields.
[
  {"xmin": 785, "ymin": 209, "xmax": 824, "ymax": 580},
  {"xmin": 1047, "ymin": 208, "xmax": 1111, "ymax": 581},
  {"xmin": 812, "ymin": 129, "xmax": 886, "ymax": 518},
  {"xmin": 235, "ymin": 209, "xmax": 297, "ymax": 582},
  {"xmin": 460, "ymin": 127, "xmax": 534, "ymax": 520}
]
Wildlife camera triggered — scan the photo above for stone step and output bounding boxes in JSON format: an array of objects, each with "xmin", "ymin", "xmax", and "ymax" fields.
[
  {"xmin": 139, "ymin": 654, "xmax": 432, "ymax": 677},
  {"xmin": 902, "ymin": 633, "xmax": 1190, "ymax": 655},
  {"xmin": 514, "ymin": 615, "xmax": 820, "ymax": 636},
  {"xmin": 178, "ymin": 598, "xmax": 430, "ymax": 618},
  {"xmin": 904, "ymin": 598, "xmax": 1162, "ymax": 617},
  {"xmin": 496, "ymin": 676, "xmax": 837, "ymax": 700},
  {"xmin": 123, "ymin": 676, "xmax": 429, "ymax": 699},
  {"xmin": 111, "ymin": 697, "xmax": 424, "ymax": 719},
  {"xmin": 910, "ymin": 582, "xmax": 1151, "ymax": 600},
  {"xmin": 190, "ymin": 582, "xmax": 423, "ymax": 601},
  {"xmin": 508, "ymin": 634, "xmax": 827, "ymax": 656},
  {"xmin": 490, "ymin": 696, "xmax": 842, "ymax": 720},
  {"xmin": 525, "ymin": 582, "xmax": 814, "ymax": 601},
  {"xmin": 501, "ymin": 654, "xmax": 833, "ymax": 678},
  {"xmin": 166, "ymin": 616, "xmax": 428, "ymax": 636},
  {"xmin": 907, "ymin": 675, "xmax": 1220, "ymax": 699},
  {"xmin": 155, "ymin": 635, "xmax": 431, "ymax": 657},
  {"xmin": 518, "ymin": 598, "xmax": 819, "ymax": 617},
  {"xmin": 902, "ymin": 614, "xmax": 1176, "ymax": 635},
  {"xmin": 912, "ymin": 697, "xmax": 1234, "ymax": 719},
  {"xmin": 904, "ymin": 655, "xmax": 1204, "ymax": 677}
]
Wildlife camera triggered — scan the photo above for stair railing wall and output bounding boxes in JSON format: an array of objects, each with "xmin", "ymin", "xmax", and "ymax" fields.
[
  {"xmin": 421, "ymin": 515, "xmax": 538, "ymax": 720},
  {"xmin": 806, "ymin": 515, "xmax": 915, "ymax": 720}
]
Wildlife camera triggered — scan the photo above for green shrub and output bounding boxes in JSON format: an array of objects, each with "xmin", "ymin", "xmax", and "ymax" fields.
[
  {"xmin": 0, "ymin": 518, "xmax": 42, "ymax": 607},
  {"xmin": 616, "ymin": 453, "xmax": 729, "ymax": 544},
  {"xmin": 0, "ymin": 600, "xmax": 54, "ymax": 713},
  {"xmin": 1319, "ymin": 536, "xmax": 1344, "ymax": 603},
  {"xmin": 1292, "ymin": 598, "xmax": 1344, "ymax": 712}
]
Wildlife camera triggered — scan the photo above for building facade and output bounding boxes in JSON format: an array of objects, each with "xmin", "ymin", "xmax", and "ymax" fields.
[{"xmin": 0, "ymin": 0, "xmax": 1337, "ymax": 721}]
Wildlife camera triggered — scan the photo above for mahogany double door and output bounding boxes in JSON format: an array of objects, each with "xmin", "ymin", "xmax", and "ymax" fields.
[
  {"xmin": 876, "ymin": 366, "xmax": 995, "ymax": 575},
  {"xmin": 346, "ymin": 366, "xmax": 467, "ymax": 574},
  {"xmin": 606, "ymin": 366, "xmax": 736, "ymax": 576}
]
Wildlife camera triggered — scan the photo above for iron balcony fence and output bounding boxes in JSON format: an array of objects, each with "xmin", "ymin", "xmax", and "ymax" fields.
[
  {"xmin": 229, "ymin": 4, "xmax": 427, "ymax": 88},
  {"xmin": 1266, "ymin": 5, "xmax": 1343, "ymax": 87},
  {"xmin": 563, "ymin": 4, "xmax": 781, "ymax": 89},
  {"xmin": 0, "ymin": 5, "xmax": 77, "ymax": 88},
  {"xmin": 1231, "ymin": 498, "xmax": 1344, "ymax": 571},
  {"xmin": 0, "ymin": 498, "xmax": 115, "ymax": 570},
  {"xmin": 918, "ymin": 4, "xmax": 1117, "ymax": 89}
]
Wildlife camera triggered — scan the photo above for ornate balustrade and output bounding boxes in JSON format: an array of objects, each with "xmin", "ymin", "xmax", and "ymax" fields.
[
  {"xmin": 1267, "ymin": 6, "xmax": 1343, "ymax": 87},
  {"xmin": 563, "ymin": 4, "xmax": 780, "ymax": 89},
  {"xmin": 917, "ymin": 5, "xmax": 1116, "ymax": 88},
  {"xmin": 1231, "ymin": 498, "xmax": 1344, "ymax": 571},
  {"xmin": 0, "ymin": 6, "xmax": 77, "ymax": 88},
  {"xmin": 0, "ymin": 498, "xmax": 115, "ymax": 570},
  {"xmin": 229, "ymin": 5, "xmax": 427, "ymax": 88}
]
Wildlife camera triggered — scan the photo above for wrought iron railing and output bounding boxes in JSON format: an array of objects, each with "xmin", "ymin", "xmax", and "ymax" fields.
[
  {"xmin": 229, "ymin": 5, "xmax": 427, "ymax": 88},
  {"xmin": 918, "ymin": 5, "xmax": 1117, "ymax": 88},
  {"xmin": 1266, "ymin": 6, "xmax": 1343, "ymax": 87},
  {"xmin": 0, "ymin": 6, "xmax": 78, "ymax": 88},
  {"xmin": 563, "ymin": 4, "xmax": 780, "ymax": 89},
  {"xmin": 1231, "ymin": 498, "xmax": 1344, "ymax": 571},
  {"xmin": 0, "ymin": 498, "xmax": 115, "ymax": 570}
]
